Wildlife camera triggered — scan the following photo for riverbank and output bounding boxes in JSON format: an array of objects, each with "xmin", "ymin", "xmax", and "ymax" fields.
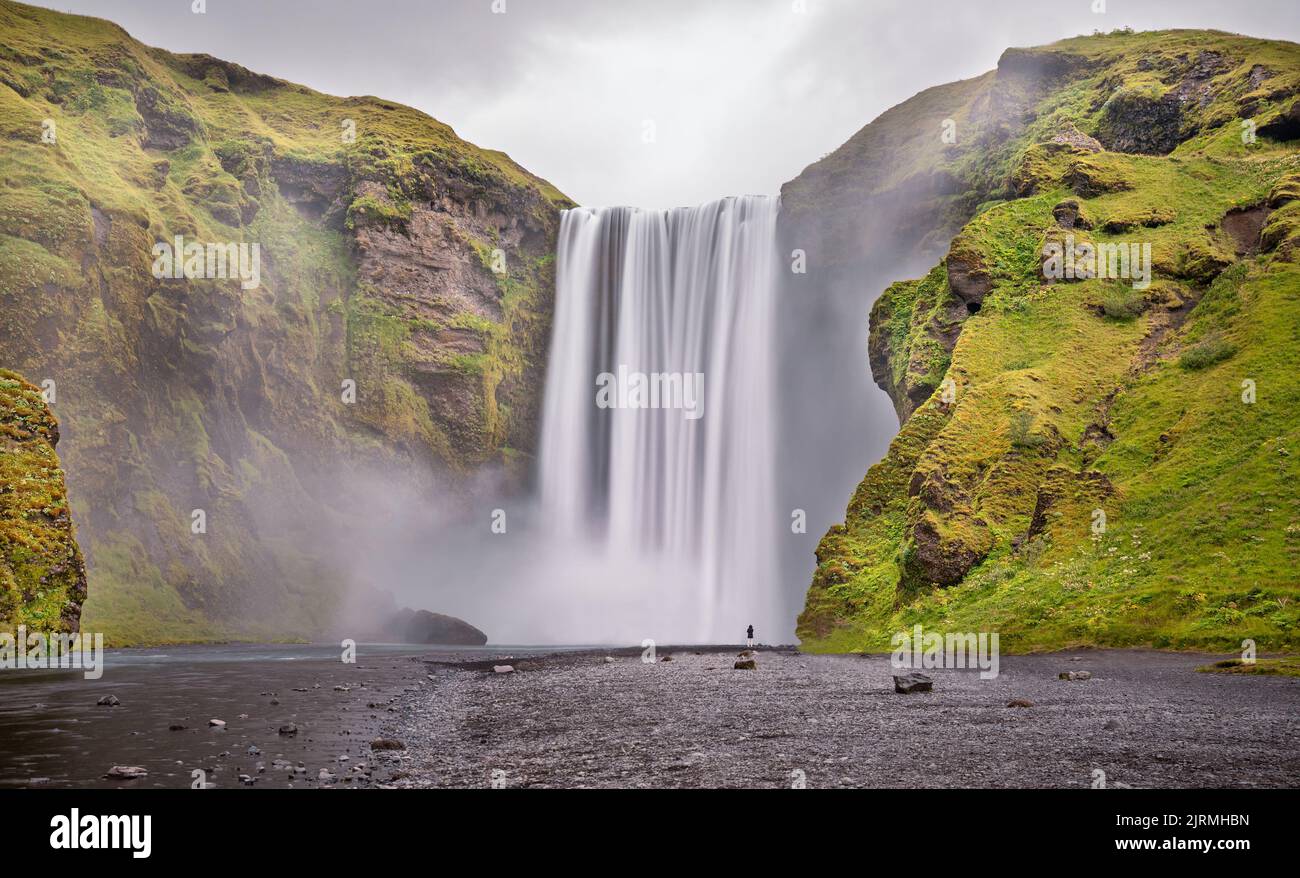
[{"xmin": 2, "ymin": 644, "xmax": 1296, "ymax": 789}]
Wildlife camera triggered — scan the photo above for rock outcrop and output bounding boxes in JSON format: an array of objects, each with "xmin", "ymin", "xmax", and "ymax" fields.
[{"xmin": 0, "ymin": 370, "xmax": 88, "ymax": 632}]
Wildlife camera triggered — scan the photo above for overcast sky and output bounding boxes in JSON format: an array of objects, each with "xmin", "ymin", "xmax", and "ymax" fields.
[{"xmin": 37, "ymin": 0, "xmax": 1300, "ymax": 208}]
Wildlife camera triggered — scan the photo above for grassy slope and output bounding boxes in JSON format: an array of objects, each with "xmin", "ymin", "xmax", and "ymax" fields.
[
  {"xmin": 799, "ymin": 30, "xmax": 1300, "ymax": 653},
  {"xmin": 0, "ymin": 1, "xmax": 569, "ymax": 643}
]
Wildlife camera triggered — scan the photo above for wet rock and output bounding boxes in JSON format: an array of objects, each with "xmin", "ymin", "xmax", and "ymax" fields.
[
  {"xmin": 893, "ymin": 672, "xmax": 933, "ymax": 693},
  {"xmin": 105, "ymin": 765, "xmax": 148, "ymax": 779},
  {"xmin": 371, "ymin": 738, "xmax": 406, "ymax": 751},
  {"xmin": 168, "ymin": 723, "xmax": 186, "ymax": 731},
  {"xmin": 247, "ymin": 745, "xmax": 261, "ymax": 756},
  {"xmin": 96, "ymin": 695, "xmax": 120, "ymax": 707},
  {"xmin": 278, "ymin": 723, "xmax": 299, "ymax": 735}
]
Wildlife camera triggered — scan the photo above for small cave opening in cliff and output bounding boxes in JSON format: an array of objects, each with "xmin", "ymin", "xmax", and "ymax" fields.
[{"xmin": 966, "ymin": 300, "xmax": 982, "ymax": 315}]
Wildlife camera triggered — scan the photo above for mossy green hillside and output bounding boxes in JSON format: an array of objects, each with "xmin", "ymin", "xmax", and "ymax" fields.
[
  {"xmin": 799, "ymin": 31, "xmax": 1300, "ymax": 654},
  {"xmin": 0, "ymin": 1, "xmax": 570, "ymax": 643}
]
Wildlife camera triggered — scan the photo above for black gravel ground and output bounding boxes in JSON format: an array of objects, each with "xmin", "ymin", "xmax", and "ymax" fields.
[{"xmin": 381, "ymin": 646, "xmax": 1300, "ymax": 789}]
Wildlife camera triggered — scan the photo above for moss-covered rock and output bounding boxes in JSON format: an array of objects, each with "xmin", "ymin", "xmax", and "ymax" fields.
[{"xmin": 0, "ymin": 370, "xmax": 87, "ymax": 632}]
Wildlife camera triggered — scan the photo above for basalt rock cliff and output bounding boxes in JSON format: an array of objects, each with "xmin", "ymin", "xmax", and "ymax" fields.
[{"xmin": 0, "ymin": 1, "xmax": 570, "ymax": 643}]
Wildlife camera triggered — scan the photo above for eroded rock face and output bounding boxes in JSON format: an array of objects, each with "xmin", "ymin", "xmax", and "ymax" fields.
[{"xmin": 0, "ymin": 371, "xmax": 88, "ymax": 632}]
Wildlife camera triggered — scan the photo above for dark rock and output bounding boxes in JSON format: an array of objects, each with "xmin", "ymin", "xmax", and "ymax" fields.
[
  {"xmin": 1007, "ymin": 698, "xmax": 1034, "ymax": 708},
  {"xmin": 168, "ymin": 724, "xmax": 186, "ymax": 731},
  {"xmin": 893, "ymin": 672, "xmax": 933, "ymax": 693},
  {"xmin": 370, "ymin": 738, "xmax": 406, "ymax": 751},
  {"xmin": 388, "ymin": 608, "xmax": 488, "ymax": 646},
  {"xmin": 96, "ymin": 694, "xmax": 120, "ymax": 707},
  {"xmin": 734, "ymin": 659, "xmax": 757, "ymax": 670},
  {"xmin": 278, "ymin": 723, "xmax": 299, "ymax": 735},
  {"xmin": 1052, "ymin": 199, "xmax": 1091, "ymax": 230},
  {"xmin": 945, "ymin": 247, "xmax": 991, "ymax": 308}
]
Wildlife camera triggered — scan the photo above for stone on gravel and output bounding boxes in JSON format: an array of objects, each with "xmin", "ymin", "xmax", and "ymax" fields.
[
  {"xmin": 370, "ymin": 738, "xmax": 405, "ymax": 751},
  {"xmin": 208, "ymin": 718, "xmax": 226, "ymax": 728},
  {"xmin": 105, "ymin": 765, "xmax": 148, "ymax": 779},
  {"xmin": 278, "ymin": 723, "xmax": 298, "ymax": 735},
  {"xmin": 1059, "ymin": 671, "xmax": 1093, "ymax": 681},
  {"xmin": 168, "ymin": 723, "xmax": 186, "ymax": 731},
  {"xmin": 893, "ymin": 672, "xmax": 933, "ymax": 693},
  {"xmin": 734, "ymin": 659, "xmax": 757, "ymax": 670},
  {"xmin": 96, "ymin": 694, "xmax": 120, "ymax": 707},
  {"xmin": 603, "ymin": 656, "xmax": 615, "ymax": 663},
  {"xmin": 493, "ymin": 665, "xmax": 515, "ymax": 674},
  {"xmin": 1007, "ymin": 698, "xmax": 1034, "ymax": 708}
]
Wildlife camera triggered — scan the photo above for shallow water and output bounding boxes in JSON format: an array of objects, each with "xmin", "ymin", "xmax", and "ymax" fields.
[{"xmin": 0, "ymin": 642, "xmax": 489, "ymax": 788}]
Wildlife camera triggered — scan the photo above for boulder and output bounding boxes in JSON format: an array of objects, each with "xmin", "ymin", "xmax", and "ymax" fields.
[
  {"xmin": 893, "ymin": 672, "xmax": 933, "ymax": 693},
  {"xmin": 389, "ymin": 608, "xmax": 488, "ymax": 646},
  {"xmin": 105, "ymin": 765, "xmax": 148, "ymax": 779}
]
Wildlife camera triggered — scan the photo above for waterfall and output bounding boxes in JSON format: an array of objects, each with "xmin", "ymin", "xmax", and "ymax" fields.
[{"xmin": 537, "ymin": 196, "xmax": 783, "ymax": 643}]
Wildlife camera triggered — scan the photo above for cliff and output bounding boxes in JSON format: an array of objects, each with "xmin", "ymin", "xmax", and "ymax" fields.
[
  {"xmin": 0, "ymin": 1, "xmax": 570, "ymax": 643},
  {"xmin": 794, "ymin": 29, "xmax": 1300, "ymax": 652}
]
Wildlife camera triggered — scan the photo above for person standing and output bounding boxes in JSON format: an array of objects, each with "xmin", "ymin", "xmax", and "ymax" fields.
[{"xmin": 746, "ymin": 625, "xmax": 754, "ymax": 648}]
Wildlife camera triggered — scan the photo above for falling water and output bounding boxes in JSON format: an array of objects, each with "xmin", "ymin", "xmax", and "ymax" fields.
[{"xmin": 537, "ymin": 196, "xmax": 782, "ymax": 643}]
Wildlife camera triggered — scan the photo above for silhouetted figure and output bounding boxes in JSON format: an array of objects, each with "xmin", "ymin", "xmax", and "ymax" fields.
[{"xmin": 746, "ymin": 625, "xmax": 754, "ymax": 648}]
